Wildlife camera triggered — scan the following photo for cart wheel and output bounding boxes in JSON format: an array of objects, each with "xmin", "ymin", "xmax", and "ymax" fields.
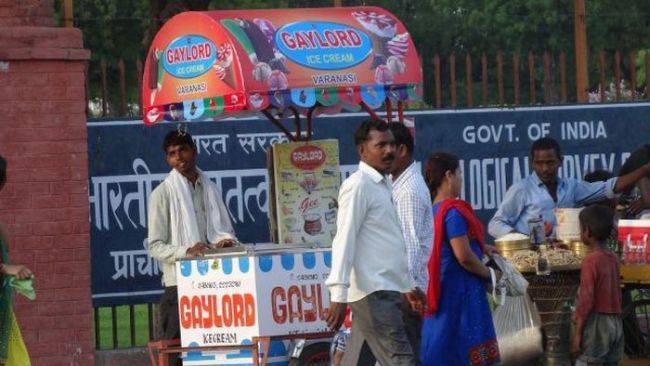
[
  {"xmin": 289, "ymin": 342, "xmax": 330, "ymax": 366},
  {"xmin": 622, "ymin": 298, "xmax": 650, "ymax": 358}
]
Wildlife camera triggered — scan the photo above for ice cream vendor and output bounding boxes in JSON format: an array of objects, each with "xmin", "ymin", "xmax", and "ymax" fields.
[{"xmin": 147, "ymin": 130, "xmax": 239, "ymax": 366}]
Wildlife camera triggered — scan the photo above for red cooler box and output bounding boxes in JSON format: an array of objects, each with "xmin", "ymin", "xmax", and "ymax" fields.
[{"xmin": 618, "ymin": 219, "xmax": 650, "ymax": 264}]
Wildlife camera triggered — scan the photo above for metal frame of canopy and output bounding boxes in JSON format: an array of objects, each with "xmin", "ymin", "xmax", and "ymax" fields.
[{"xmin": 141, "ymin": 6, "xmax": 423, "ymax": 140}]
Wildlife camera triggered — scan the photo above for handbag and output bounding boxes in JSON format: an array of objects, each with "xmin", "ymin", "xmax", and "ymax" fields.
[{"xmin": 8, "ymin": 277, "xmax": 35, "ymax": 301}]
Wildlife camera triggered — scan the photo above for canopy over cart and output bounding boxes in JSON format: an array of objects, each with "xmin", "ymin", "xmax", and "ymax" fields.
[{"xmin": 141, "ymin": 6, "xmax": 423, "ymax": 139}]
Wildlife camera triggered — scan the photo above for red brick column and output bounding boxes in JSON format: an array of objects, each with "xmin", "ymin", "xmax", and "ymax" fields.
[{"xmin": 0, "ymin": 1, "xmax": 93, "ymax": 365}]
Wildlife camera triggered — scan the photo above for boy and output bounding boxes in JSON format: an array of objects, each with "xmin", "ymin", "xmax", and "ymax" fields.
[
  {"xmin": 571, "ymin": 205, "xmax": 623, "ymax": 366},
  {"xmin": 583, "ymin": 170, "xmax": 619, "ymax": 252}
]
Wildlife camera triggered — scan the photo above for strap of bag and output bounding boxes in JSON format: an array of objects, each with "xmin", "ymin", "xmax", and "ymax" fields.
[{"xmin": 489, "ymin": 267, "xmax": 506, "ymax": 306}]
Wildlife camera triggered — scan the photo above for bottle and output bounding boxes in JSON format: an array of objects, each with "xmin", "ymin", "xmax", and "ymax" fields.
[
  {"xmin": 623, "ymin": 239, "xmax": 634, "ymax": 264},
  {"xmin": 528, "ymin": 215, "xmax": 545, "ymax": 247},
  {"xmin": 536, "ymin": 244, "xmax": 551, "ymax": 276}
]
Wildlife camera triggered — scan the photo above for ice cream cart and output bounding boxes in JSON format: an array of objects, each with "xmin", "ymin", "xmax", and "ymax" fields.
[
  {"xmin": 172, "ymin": 244, "xmax": 333, "ymax": 366},
  {"xmin": 141, "ymin": 5, "xmax": 423, "ymax": 366}
]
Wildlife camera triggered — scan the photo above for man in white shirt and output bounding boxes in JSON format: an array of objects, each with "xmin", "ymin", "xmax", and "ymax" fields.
[
  {"xmin": 147, "ymin": 130, "xmax": 238, "ymax": 366},
  {"xmin": 389, "ymin": 122, "xmax": 433, "ymax": 365},
  {"xmin": 325, "ymin": 119, "xmax": 424, "ymax": 366}
]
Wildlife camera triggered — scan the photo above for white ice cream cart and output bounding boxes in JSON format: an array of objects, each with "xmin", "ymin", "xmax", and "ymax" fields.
[
  {"xmin": 141, "ymin": 5, "xmax": 424, "ymax": 365},
  {"xmin": 147, "ymin": 244, "xmax": 333, "ymax": 366}
]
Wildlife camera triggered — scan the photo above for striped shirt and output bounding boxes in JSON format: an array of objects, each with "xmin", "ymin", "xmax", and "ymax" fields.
[{"xmin": 392, "ymin": 161, "xmax": 434, "ymax": 291}]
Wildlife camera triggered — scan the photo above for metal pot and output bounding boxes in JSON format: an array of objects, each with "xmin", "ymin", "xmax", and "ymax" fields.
[
  {"xmin": 564, "ymin": 240, "xmax": 591, "ymax": 258},
  {"xmin": 495, "ymin": 240, "xmax": 532, "ymax": 263},
  {"xmin": 495, "ymin": 238, "xmax": 531, "ymax": 252}
]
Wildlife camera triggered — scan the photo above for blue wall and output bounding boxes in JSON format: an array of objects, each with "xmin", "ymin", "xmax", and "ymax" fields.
[{"xmin": 88, "ymin": 103, "xmax": 650, "ymax": 306}]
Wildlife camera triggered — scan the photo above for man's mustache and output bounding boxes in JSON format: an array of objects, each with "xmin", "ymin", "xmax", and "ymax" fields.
[{"xmin": 383, "ymin": 154, "xmax": 395, "ymax": 162}]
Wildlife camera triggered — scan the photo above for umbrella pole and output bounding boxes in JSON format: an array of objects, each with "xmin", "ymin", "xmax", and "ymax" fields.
[
  {"xmin": 306, "ymin": 106, "xmax": 316, "ymax": 141},
  {"xmin": 359, "ymin": 101, "xmax": 382, "ymax": 121},
  {"xmin": 262, "ymin": 108, "xmax": 297, "ymax": 142},
  {"xmin": 385, "ymin": 99, "xmax": 392, "ymax": 123},
  {"xmin": 287, "ymin": 106, "xmax": 302, "ymax": 141}
]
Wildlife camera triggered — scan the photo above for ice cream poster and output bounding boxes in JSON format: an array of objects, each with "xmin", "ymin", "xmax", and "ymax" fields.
[
  {"xmin": 142, "ymin": 7, "xmax": 422, "ymax": 124},
  {"xmin": 272, "ymin": 140, "xmax": 340, "ymax": 246}
]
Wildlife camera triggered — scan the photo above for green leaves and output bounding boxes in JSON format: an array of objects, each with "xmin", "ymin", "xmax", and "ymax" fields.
[{"xmin": 76, "ymin": 0, "xmax": 650, "ymax": 113}]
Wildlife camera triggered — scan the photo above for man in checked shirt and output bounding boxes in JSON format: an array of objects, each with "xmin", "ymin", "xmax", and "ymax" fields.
[{"xmin": 389, "ymin": 122, "xmax": 433, "ymax": 364}]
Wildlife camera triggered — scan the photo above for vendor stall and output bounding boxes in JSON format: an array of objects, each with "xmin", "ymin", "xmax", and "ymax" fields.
[
  {"xmin": 495, "ymin": 215, "xmax": 650, "ymax": 365},
  {"xmin": 141, "ymin": 5, "xmax": 423, "ymax": 366},
  {"xmin": 495, "ymin": 237, "xmax": 582, "ymax": 366}
]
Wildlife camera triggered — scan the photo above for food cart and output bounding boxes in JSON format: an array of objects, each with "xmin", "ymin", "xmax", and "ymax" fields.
[
  {"xmin": 498, "ymin": 216, "xmax": 650, "ymax": 365},
  {"xmin": 173, "ymin": 244, "xmax": 332, "ymax": 366},
  {"xmin": 495, "ymin": 212, "xmax": 586, "ymax": 365},
  {"xmin": 496, "ymin": 240, "xmax": 582, "ymax": 366},
  {"xmin": 141, "ymin": 6, "xmax": 423, "ymax": 365}
]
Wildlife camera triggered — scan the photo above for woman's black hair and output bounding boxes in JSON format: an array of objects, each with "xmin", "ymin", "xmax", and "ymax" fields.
[{"xmin": 424, "ymin": 152, "xmax": 459, "ymax": 198}]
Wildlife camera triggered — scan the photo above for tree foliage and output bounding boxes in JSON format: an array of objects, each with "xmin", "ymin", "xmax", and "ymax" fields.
[
  {"xmin": 76, "ymin": 0, "xmax": 150, "ymax": 63},
  {"xmin": 74, "ymin": 0, "xmax": 650, "ymax": 114}
]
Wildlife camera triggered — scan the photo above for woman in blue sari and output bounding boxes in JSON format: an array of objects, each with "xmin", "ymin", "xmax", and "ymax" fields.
[{"xmin": 420, "ymin": 152, "xmax": 500, "ymax": 366}]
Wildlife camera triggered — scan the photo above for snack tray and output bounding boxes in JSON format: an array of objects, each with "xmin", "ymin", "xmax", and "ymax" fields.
[{"xmin": 516, "ymin": 263, "xmax": 582, "ymax": 273}]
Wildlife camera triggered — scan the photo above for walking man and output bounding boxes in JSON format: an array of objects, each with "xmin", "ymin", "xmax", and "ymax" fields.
[
  {"xmin": 325, "ymin": 119, "xmax": 425, "ymax": 366},
  {"xmin": 389, "ymin": 122, "xmax": 433, "ymax": 364}
]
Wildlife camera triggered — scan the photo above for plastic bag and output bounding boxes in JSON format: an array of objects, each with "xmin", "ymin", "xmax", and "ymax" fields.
[
  {"xmin": 492, "ymin": 294, "xmax": 543, "ymax": 366},
  {"xmin": 492, "ymin": 254, "xmax": 529, "ymax": 296},
  {"xmin": 487, "ymin": 267, "xmax": 505, "ymax": 306},
  {"xmin": 9, "ymin": 277, "xmax": 35, "ymax": 300}
]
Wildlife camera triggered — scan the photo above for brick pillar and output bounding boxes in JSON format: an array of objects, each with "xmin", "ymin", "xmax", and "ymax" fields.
[{"xmin": 0, "ymin": 1, "xmax": 93, "ymax": 365}]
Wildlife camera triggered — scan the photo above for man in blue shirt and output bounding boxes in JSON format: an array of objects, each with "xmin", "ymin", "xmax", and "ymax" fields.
[{"xmin": 488, "ymin": 138, "xmax": 650, "ymax": 239}]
